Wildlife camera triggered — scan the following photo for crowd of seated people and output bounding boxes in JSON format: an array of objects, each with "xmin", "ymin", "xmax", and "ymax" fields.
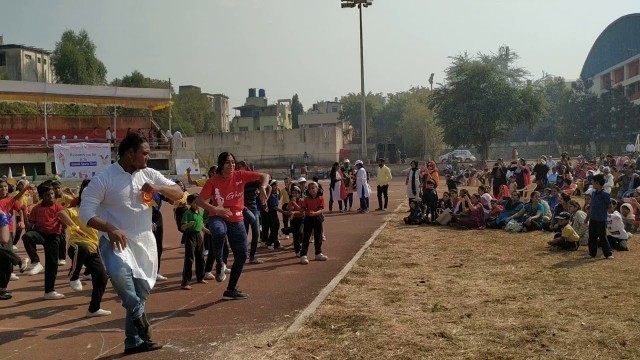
[{"xmin": 404, "ymin": 151, "xmax": 640, "ymax": 257}]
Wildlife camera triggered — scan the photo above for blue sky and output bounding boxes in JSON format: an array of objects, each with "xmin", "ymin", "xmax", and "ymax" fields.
[{"xmin": 1, "ymin": 0, "xmax": 638, "ymax": 111}]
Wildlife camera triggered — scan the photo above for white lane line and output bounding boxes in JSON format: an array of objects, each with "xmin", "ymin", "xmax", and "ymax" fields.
[{"xmin": 286, "ymin": 203, "xmax": 401, "ymax": 333}]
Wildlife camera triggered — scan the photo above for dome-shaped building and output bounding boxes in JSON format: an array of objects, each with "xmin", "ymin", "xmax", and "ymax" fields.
[{"xmin": 581, "ymin": 13, "xmax": 640, "ymax": 103}]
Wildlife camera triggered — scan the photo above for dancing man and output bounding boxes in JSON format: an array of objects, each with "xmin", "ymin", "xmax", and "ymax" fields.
[{"xmin": 80, "ymin": 133, "xmax": 183, "ymax": 354}]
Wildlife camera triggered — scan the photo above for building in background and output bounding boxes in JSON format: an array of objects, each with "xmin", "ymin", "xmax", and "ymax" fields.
[
  {"xmin": 0, "ymin": 36, "xmax": 54, "ymax": 83},
  {"xmin": 298, "ymin": 98, "xmax": 342, "ymax": 128},
  {"xmin": 581, "ymin": 13, "xmax": 640, "ymax": 104},
  {"xmin": 231, "ymin": 88, "xmax": 292, "ymax": 131},
  {"xmin": 204, "ymin": 93, "xmax": 230, "ymax": 132},
  {"xmin": 298, "ymin": 98, "xmax": 352, "ymax": 142}
]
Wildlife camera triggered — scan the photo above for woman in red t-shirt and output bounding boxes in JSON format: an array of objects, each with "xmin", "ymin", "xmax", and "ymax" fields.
[
  {"xmin": 195, "ymin": 152, "xmax": 268, "ymax": 301},
  {"xmin": 299, "ymin": 182, "xmax": 328, "ymax": 265}
]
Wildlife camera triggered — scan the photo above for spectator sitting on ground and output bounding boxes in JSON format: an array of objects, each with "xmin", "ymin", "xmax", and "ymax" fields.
[
  {"xmin": 438, "ymin": 192, "xmax": 453, "ymax": 212},
  {"xmin": 566, "ymin": 200, "xmax": 589, "ymax": 246},
  {"xmin": 607, "ymin": 199, "xmax": 630, "ymax": 251},
  {"xmin": 547, "ymin": 167, "xmax": 558, "ymax": 186},
  {"xmin": 404, "ymin": 200, "xmax": 423, "ymax": 225},
  {"xmin": 560, "ymin": 178, "xmax": 576, "ymax": 196},
  {"xmin": 454, "ymin": 193, "xmax": 485, "ymax": 229},
  {"xmin": 543, "ymin": 187, "xmax": 561, "ymax": 210},
  {"xmin": 508, "ymin": 175, "xmax": 518, "ymax": 196},
  {"xmin": 543, "ymin": 192, "xmax": 571, "ymax": 232},
  {"xmin": 547, "ymin": 211, "xmax": 580, "ymax": 251},
  {"xmin": 507, "ymin": 191, "xmax": 544, "ymax": 231},
  {"xmin": 620, "ymin": 202, "xmax": 636, "ymax": 233},
  {"xmin": 489, "ymin": 191, "xmax": 524, "ymax": 229},
  {"xmin": 495, "ymin": 184, "xmax": 510, "ymax": 202}
]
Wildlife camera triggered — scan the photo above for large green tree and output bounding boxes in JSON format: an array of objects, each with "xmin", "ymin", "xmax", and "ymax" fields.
[
  {"xmin": 172, "ymin": 87, "xmax": 215, "ymax": 135},
  {"xmin": 52, "ymin": 29, "xmax": 107, "ymax": 85},
  {"xmin": 428, "ymin": 49, "xmax": 545, "ymax": 160},
  {"xmin": 338, "ymin": 92, "xmax": 384, "ymax": 141},
  {"xmin": 291, "ymin": 94, "xmax": 304, "ymax": 129}
]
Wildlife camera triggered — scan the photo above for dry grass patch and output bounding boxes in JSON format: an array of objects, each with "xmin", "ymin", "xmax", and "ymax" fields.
[{"xmin": 217, "ymin": 206, "xmax": 640, "ymax": 360}]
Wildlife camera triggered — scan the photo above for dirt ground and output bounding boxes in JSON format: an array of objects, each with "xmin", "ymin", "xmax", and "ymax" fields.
[{"xmin": 213, "ymin": 202, "xmax": 640, "ymax": 360}]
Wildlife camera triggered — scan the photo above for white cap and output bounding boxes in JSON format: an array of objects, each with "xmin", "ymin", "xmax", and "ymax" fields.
[
  {"xmin": 269, "ymin": 179, "xmax": 277, "ymax": 186},
  {"xmin": 344, "ymin": 159, "xmax": 350, "ymax": 163},
  {"xmin": 355, "ymin": 160, "xmax": 363, "ymax": 166},
  {"xmin": 297, "ymin": 177, "xmax": 307, "ymax": 183}
]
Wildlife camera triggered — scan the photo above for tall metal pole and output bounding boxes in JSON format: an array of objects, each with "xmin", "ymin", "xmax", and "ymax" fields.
[
  {"xmin": 359, "ymin": 3, "xmax": 367, "ymax": 159},
  {"xmin": 168, "ymin": 77, "xmax": 172, "ymax": 134}
]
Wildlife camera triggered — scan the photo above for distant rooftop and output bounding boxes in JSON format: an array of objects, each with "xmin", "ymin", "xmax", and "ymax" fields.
[
  {"xmin": 0, "ymin": 44, "xmax": 51, "ymax": 54},
  {"xmin": 581, "ymin": 13, "xmax": 640, "ymax": 79}
]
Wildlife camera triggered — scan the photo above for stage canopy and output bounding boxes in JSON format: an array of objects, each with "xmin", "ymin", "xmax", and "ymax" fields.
[{"xmin": 0, "ymin": 80, "xmax": 172, "ymax": 110}]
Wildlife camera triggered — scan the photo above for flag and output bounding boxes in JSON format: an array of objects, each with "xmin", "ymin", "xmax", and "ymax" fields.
[
  {"xmin": 22, "ymin": 166, "xmax": 26, "ymax": 178},
  {"xmin": 7, "ymin": 167, "xmax": 12, "ymax": 179},
  {"xmin": 32, "ymin": 168, "xmax": 38, "ymax": 182}
]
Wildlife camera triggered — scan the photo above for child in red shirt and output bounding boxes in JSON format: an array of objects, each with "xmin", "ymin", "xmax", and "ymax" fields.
[
  {"xmin": 285, "ymin": 186, "xmax": 305, "ymax": 257},
  {"xmin": 23, "ymin": 182, "xmax": 65, "ymax": 300},
  {"xmin": 299, "ymin": 182, "xmax": 328, "ymax": 264}
]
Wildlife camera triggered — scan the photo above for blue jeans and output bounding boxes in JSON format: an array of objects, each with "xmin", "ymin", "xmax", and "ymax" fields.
[
  {"xmin": 99, "ymin": 237, "xmax": 151, "ymax": 350},
  {"xmin": 208, "ymin": 217, "xmax": 248, "ymax": 291},
  {"xmin": 243, "ymin": 207, "xmax": 260, "ymax": 259}
]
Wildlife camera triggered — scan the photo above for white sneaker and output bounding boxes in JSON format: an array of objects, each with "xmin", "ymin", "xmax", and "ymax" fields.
[
  {"xmin": 266, "ymin": 245, "xmax": 274, "ymax": 250},
  {"xmin": 204, "ymin": 272, "xmax": 215, "ymax": 280},
  {"xmin": 315, "ymin": 253, "xmax": 328, "ymax": 261},
  {"xmin": 203, "ymin": 250, "xmax": 209, "ymax": 256},
  {"xmin": 28, "ymin": 262, "xmax": 44, "ymax": 276},
  {"xmin": 44, "ymin": 291, "xmax": 65, "ymax": 300},
  {"xmin": 70, "ymin": 279, "xmax": 83, "ymax": 292},
  {"xmin": 300, "ymin": 256, "xmax": 309, "ymax": 265},
  {"xmin": 322, "ymin": 234, "xmax": 326, "ymax": 241},
  {"xmin": 10, "ymin": 273, "xmax": 19, "ymax": 281},
  {"xmin": 86, "ymin": 309, "xmax": 111, "ymax": 317},
  {"xmin": 12, "ymin": 245, "xmax": 18, "ymax": 251},
  {"xmin": 156, "ymin": 274, "xmax": 167, "ymax": 281},
  {"xmin": 285, "ymin": 235, "xmax": 290, "ymax": 240},
  {"xmin": 223, "ymin": 264, "xmax": 231, "ymax": 274},
  {"xmin": 57, "ymin": 259, "xmax": 66, "ymax": 266},
  {"xmin": 19, "ymin": 258, "xmax": 30, "ymax": 273},
  {"xmin": 79, "ymin": 274, "xmax": 92, "ymax": 281}
]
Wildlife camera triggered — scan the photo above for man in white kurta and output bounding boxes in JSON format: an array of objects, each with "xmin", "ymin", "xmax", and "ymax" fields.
[
  {"xmin": 80, "ymin": 134, "xmax": 182, "ymax": 354},
  {"xmin": 354, "ymin": 160, "xmax": 370, "ymax": 213}
]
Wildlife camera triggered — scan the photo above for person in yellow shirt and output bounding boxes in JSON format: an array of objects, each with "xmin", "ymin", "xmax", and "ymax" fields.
[
  {"xmin": 51, "ymin": 180, "xmax": 75, "ymax": 266},
  {"xmin": 375, "ymin": 158, "xmax": 393, "ymax": 211},
  {"xmin": 56, "ymin": 179, "xmax": 111, "ymax": 317},
  {"xmin": 186, "ymin": 166, "xmax": 217, "ymax": 187},
  {"xmin": 547, "ymin": 212, "xmax": 580, "ymax": 251}
]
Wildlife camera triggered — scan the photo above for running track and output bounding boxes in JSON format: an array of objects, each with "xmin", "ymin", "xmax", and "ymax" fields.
[{"xmin": 0, "ymin": 180, "xmax": 406, "ymax": 359}]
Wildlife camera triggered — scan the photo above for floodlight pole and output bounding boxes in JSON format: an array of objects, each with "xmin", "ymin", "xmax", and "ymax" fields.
[{"xmin": 359, "ymin": 3, "xmax": 367, "ymax": 160}]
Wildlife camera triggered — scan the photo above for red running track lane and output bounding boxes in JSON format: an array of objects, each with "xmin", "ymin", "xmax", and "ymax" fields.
[{"xmin": 0, "ymin": 180, "xmax": 406, "ymax": 360}]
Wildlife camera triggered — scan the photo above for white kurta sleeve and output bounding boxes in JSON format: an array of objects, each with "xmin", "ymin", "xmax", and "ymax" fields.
[
  {"xmin": 148, "ymin": 168, "xmax": 177, "ymax": 187},
  {"xmin": 79, "ymin": 175, "xmax": 107, "ymax": 226}
]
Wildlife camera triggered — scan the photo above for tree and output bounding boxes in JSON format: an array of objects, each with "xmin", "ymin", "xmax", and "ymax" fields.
[
  {"xmin": 395, "ymin": 87, "xmax": 444, "ymax": 159},
  {"xmin": 111, "ymin": 70, "xmax": 171, "ymax": 90},
  {"xmin": 52, "ymin": 29, "xmax": 107, "ymax": 85},
  {"xmin": 338, "ymin": 92, "xmax": 384, "ymax": 140},
  {"xmin": 172, "ymin": 87, "xmax": 215, "ymax": 134},
  {"xmin": 291, "ymin": 94, "xmax": 304, "ymax": 129},
  {"xmin": 428, "ymin": 49, "xmax": 545, "ymax": 160},
  {"xmin": 374, "ymin": 91, "xmax": 407, "ymax": 144}
]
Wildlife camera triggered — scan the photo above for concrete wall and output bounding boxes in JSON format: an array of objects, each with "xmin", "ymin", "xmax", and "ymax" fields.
[{"xmin": 194, "ymin": 126, "xmax": 343, "ymax": 168}]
